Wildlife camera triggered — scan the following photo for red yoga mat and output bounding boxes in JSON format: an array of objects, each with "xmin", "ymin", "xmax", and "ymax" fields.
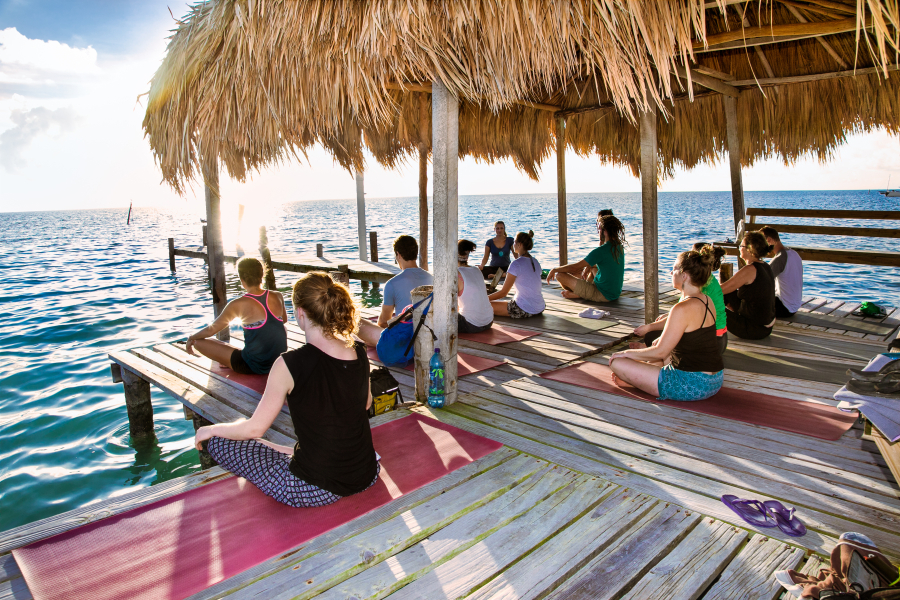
[
  {"xmin": 365, "ymin": 346, "xmax": 504, "ymax": 375},
  {"xmin": 209, "ymin": 363, "xmax": 268, "ymax": 394},
  {"xmin": 459, "ymin": 324, "xmax": 541, "ymax": 345},
  {"xmin": 14, "ymin": 414, "xmax": 503, "ymax": 600},
  {"xmin": 539, "ymin": 362, "xmax": 856, "ymax": 441}
]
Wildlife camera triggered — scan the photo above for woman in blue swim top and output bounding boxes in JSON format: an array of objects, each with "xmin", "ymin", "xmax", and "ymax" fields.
[
  {"xmin": 478, "ymin": 220, "xmax": 516, "ymax": 278},
  {"xmin": 186, "ymin": 257, "xmax": 288, "ymax": 374}
]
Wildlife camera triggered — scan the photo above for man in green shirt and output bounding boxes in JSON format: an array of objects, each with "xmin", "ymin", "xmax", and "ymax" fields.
[{"xmin": 547, "ymin": 213, "xmax": 627, "ymax": 302}]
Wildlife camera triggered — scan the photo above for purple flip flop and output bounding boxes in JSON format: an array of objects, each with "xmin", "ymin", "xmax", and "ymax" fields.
[
  {"xmin": 763, "ymin": 500, "xmax": 807, "ymax": 537},
  {"xmin": 721, "ymin": 495, "xmax": 777, "ymax": 528}
]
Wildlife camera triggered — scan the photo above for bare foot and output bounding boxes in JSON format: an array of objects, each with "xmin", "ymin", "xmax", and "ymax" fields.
[
  {"xmin": 629, "ymin": 342, "xmax": 647, "ymax": 350},
  {"xmin": 611, "ymin": 373, "xmax": 622, "ymax": 387},
  {"xmin": 560, "ymin": 290, "xmax": 580, "ymax": 299}
]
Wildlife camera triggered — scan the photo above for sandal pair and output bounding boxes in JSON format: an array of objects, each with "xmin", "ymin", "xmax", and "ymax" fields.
[{"xmin": 721, "ymin": 495, "xmax": 807, "ymax": 537}]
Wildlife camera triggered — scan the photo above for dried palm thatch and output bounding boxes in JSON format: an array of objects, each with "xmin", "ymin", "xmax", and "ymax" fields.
[{"xmin": 143, "ymin": 0, "xmax": 900, "ymax": 193}]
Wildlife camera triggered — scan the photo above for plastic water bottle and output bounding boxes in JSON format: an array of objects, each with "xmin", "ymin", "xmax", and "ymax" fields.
[{"xmin": 427, "ymin": 348, "xmax": 446, "ymax": 408}]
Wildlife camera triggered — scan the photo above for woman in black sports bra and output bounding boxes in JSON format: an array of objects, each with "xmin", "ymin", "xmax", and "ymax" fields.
[
  {"xmin": 186, "ymin": 257, "xmax": 288, "ymax": 374},
  {"xmin": 609, "ymin": 247, "xmax": 725, "ymax": 401}
]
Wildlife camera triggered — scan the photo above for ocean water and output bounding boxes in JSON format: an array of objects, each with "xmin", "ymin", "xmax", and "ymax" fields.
[{"xmin": 0, "ymin": 191, "xmax": 898, "ymax": 531}]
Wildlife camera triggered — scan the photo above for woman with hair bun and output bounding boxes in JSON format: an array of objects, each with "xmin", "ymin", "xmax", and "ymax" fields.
[
  {"xmin": 636, "ymin": 243, "xmax": 729, "ymax": 355},
  {"xmin": 194, "ymin": 272, "xmax": 379, "ymax": 507},
  {"xmin": 720, "ymin": 231, "xmax": 776, "ymax": 340},
  {"xmin": 609, "ymin": 249, "xmax": 725, "ymax": 401},
  {"xmin": 488, "ymin": 231, "xmax": 545, "ymax": 318},
  {"xmin": 186, "ymin": 257, "xmax": 287, "ymax": 374}
]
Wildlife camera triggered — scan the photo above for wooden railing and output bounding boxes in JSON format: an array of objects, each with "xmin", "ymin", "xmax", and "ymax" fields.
[{"xmin": 720, "ymin": 207, "xmax": 900, "ymax": 267}]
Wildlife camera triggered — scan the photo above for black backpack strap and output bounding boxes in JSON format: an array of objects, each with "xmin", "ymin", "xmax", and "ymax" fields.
[{"xmin": 404, "ymin": 294, "xmax": 434, "ymax": 356}]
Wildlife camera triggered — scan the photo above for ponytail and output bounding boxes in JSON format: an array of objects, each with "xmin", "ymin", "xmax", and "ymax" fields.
[{"xmin": 292, "ymin": 272, "xmax": 360, "ymax": 346}]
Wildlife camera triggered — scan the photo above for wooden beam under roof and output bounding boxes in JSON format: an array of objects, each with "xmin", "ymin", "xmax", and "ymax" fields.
[
  {"xmin": 674, "ymin": 65, "xmax": 741, "ymax": 97},
  {"xmin": 730, "ymin": 63, "xmax": 900, "ymax": 86},
  {"xmin": 695, "ymin": 16, "xmax": 869, "ymax": 51},
  {"xmin": 781, "ymin": 2, "xmax": 849, "ymax": 67}
]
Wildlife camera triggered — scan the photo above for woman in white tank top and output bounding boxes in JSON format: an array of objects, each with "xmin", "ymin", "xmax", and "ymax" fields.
[{"xmin": 457, "ymin": 240, "xmax": 494, "ymax": 333}]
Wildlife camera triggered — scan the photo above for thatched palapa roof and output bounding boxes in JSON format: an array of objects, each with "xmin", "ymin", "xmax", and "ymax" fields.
[{"xmin": 143, "ymin": 0, "xmax": 900, "ymax": 192}]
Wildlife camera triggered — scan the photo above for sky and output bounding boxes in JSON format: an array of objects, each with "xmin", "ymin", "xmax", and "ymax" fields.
[{"xmin": 1, "ymin": 1, "xmax": 900, "ymax": 214}]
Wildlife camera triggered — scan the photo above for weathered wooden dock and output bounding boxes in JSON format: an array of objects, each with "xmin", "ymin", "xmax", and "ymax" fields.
[{"xmin": 2, "ymin": 279, "xmax": 898, "ymax": 599}]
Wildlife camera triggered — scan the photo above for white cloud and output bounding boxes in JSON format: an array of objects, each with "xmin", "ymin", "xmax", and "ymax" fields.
[
  {"xmin": 0, "ymin": 106, "xmax": 80, "ymax": 172},
  {"xmin": 0, "ymin": 28, "xmax": 99, "ymax": 74}
]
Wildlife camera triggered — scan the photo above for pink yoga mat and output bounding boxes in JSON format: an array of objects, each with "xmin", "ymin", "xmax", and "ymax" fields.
[
  {"xmin": 365, "ymin": 346, "xmax": 504, "ymax": 375},
  {"xmin": 209, "ymin": 363, "xmax": 268, "ymax": 394},
  {"xmin": 14, "ymin": 414, "xmax": 503, "ymax": 600},
  {"xmin": 459, "ymin": 324, "xmax": 541, "ymax": 345},
  {"xmin": 540, "ymin": 362, "xmax": 857, "ymax": 441}
]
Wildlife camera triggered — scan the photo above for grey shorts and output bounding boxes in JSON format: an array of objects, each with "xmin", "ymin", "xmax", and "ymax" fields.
[{"xmin": 507, "ymin": 299, "xmax": 541, "ymax": 319}]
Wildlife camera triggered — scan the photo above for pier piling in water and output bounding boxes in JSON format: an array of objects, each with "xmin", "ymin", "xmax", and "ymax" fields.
[
  {"xmin": 331, "ymin": 265, "xmax": 350, "ymax": 287},
  {"xmin": 168, "ymin": 238, "xmax": 176, "ymax": 272},
  {"xmin": 192, "ymin": 412, "xmax": 216, "ymax": 470},
  {"xmin": 258, "ymin": 226, "xmax": 277, "ymax": 289},
  {"xmin": 120, "ymin": 367, "xmax": 154, "ymax": 439},
  {"xmin": 370, "ymin": 231, "xmax": 378, "ymax": 262},
  {"xmin": 316, "ymin": 243, "xmax": 323, "ymax": 258}
]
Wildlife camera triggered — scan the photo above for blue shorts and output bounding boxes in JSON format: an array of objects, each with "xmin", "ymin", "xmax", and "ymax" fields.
[{"xmin": 657, "ymin": 365, "xmax": 724, "ymax": 401}]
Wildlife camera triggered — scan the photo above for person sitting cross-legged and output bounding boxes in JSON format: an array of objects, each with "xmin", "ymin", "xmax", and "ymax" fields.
[
  {"xmin": 195, "ymin": 272, "xmax": 379, "ymax": 508},
  {"xmin": 378, "ymin": 235, "xmax": 433, "ymax": 328},
  {"xmin": 457, "ymin": 239, "xmax": 494, "ymax": 333},
  {"xmin": 186, "ymin": 257, "xmax": 287, "ymax": 374},
  {"xmin": 547, "ymin": 213, "xmax": 626, "ymax": 303},
  {"xmin": 488, "ymin": 231, "xmax": 545, "ymax": 318},
  {"xmin": 635, "ymin": 243, "xmax": 729, "ymax": 356},
  {"xmin": 720, "ymin": 231, "xmax": 776, "ymax": 340},
  {"xmin": 609, "ymin": 247, "xmax": 725, "ymax": 401},
  {"xmin": 760, "ymin": 226, "xmax": 803, "ymax": 318}
]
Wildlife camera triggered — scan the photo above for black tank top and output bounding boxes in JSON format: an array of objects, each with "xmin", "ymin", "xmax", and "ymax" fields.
[
  {"xmin": 240, "ymin": 291, "xmax": 288, "ymax": 374},
  {"xmin": 282, "ymin": 342, "xmax": 378, "ymax": 496},
  {"xmin": 671, "ymin": 296, "xmax": 725, "ymax": 373},
  {"xmin": 736, "ymin": 262, "xmax": 776, "ymax": 326}
]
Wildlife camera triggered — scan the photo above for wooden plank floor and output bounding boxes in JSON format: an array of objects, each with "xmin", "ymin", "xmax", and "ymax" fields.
[{"xmin": 2, "ymin": 280, "xmax": 898, "ymax": 599}]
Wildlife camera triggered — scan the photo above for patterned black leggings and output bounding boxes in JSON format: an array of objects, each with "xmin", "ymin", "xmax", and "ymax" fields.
[{"xmin": 207, "ymin": 437, "xmax": 379, "ymax": 508}]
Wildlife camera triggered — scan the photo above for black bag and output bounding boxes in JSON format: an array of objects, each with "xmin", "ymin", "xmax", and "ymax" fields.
[{"xmin": 368, "ymin": 367, "xmax": 402, "ymax": 418}]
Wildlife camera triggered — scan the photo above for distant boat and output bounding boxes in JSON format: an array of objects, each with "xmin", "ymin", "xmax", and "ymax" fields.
[{"xmin": 879, "ymin": 175, "xmax": 900, "ymax": 197}]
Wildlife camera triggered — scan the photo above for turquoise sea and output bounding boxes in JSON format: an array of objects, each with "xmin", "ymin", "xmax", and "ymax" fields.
[{"xmin": 1, "ymin": 191, "xmax": 898, "ymax": 531}]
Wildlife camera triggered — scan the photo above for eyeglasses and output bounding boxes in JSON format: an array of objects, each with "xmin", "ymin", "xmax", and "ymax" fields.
[
  {"xmin": 739, "ymin": 244, "xmax": 748, "ymax": 249},
  {"xmin": 670, "ymin": 267, "xmax": 682, "ymax": 274}
]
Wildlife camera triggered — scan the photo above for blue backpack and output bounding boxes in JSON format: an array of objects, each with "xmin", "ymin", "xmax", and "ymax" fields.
[{"xmin": 376, "ymin": 293, "xmax": 433, "ymax": 367}]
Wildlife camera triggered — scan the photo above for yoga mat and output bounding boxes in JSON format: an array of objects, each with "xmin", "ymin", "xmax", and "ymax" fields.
[
  {"xmin": 539, "ymin": 362, "xmax": 857, "ymax": 441},
  {"xmin": 784, "ymin": 312, "xmax": 896, "ymax": 336},
  {"xmin": 495, "ymin": 313, "xmax": 617, "ymax": 335},
  {"xmin": 14, "ymin": 414, "xmax": 503, "ymax": 600},
  {"xmin": 722, "ymin": 348, "xmax": 852, "ymax": 385},
  {"xmin": 210, "ymin": 363, "xmax": 268, "ymax": 394},
  {"xmin": 459, "ymin": 324, "xmax": 541, "ymax": 345},
  {"xmin": 365, "ymin": 347, "xmax": 504, "ymax": 375},
  {"xmin": 541, "ymin": 288, "xmax": 645, "ymax": 310}
]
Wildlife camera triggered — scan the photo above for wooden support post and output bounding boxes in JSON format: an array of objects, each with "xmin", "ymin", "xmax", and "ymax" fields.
[
  {"xmin": 411, "ymin": 286, "xmax": 434, "ymax": 403},
  {"xmin": 331, "ymin": 266, "xmax": 350, "ymax": 287},
  {"xmin": 419, "ymin": 145, "xmax": 429, "ymax": 270},
  {"xmin": 370, "ymin": 231, "xmax": 378, "ymax": 262},
  {"xmin": 203, "ymin": 161, "xmax": 229, "ymax": 341},
  {"xmin": 720, "ymin": 262, "xmax": 733, "ymax": 284},
  {"xmin": 258, "ymin": 226, "xmax": 277, "ymax": 289},
  {"xmin": 431, "ymin": 79, "xmax": 459, "ymax": 406},
  {"xmin": 356, "ymin": 171, "xmax": 367, "ymax": 261},
  {"xmin": 556, "ymin": 116, "xmax": 568, "ymax": 265},
  {"xmin": 316, "ymin": 243, "xmax": 323, "ymax": 258},
  {"xmin": 168, "ymin": 237, "xmax": 176, "ymax": 272},
  {"xmin": 723, "ymin": 95, "xmax": 746, "ymax": 237},
  {"xmin": 202, "ymin": 225, "xmax": 208, "ymax": 248},
  {"xmin": 640, "ymin": 108, "xmax": 659, "ymax": 324},
  {"xmin": 120, "ymin": 368, "xmax": 154, "ymax": 439},
  {"xmin": 192, "ymin": 411, "xmax": 216, "ymax": 470}
]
